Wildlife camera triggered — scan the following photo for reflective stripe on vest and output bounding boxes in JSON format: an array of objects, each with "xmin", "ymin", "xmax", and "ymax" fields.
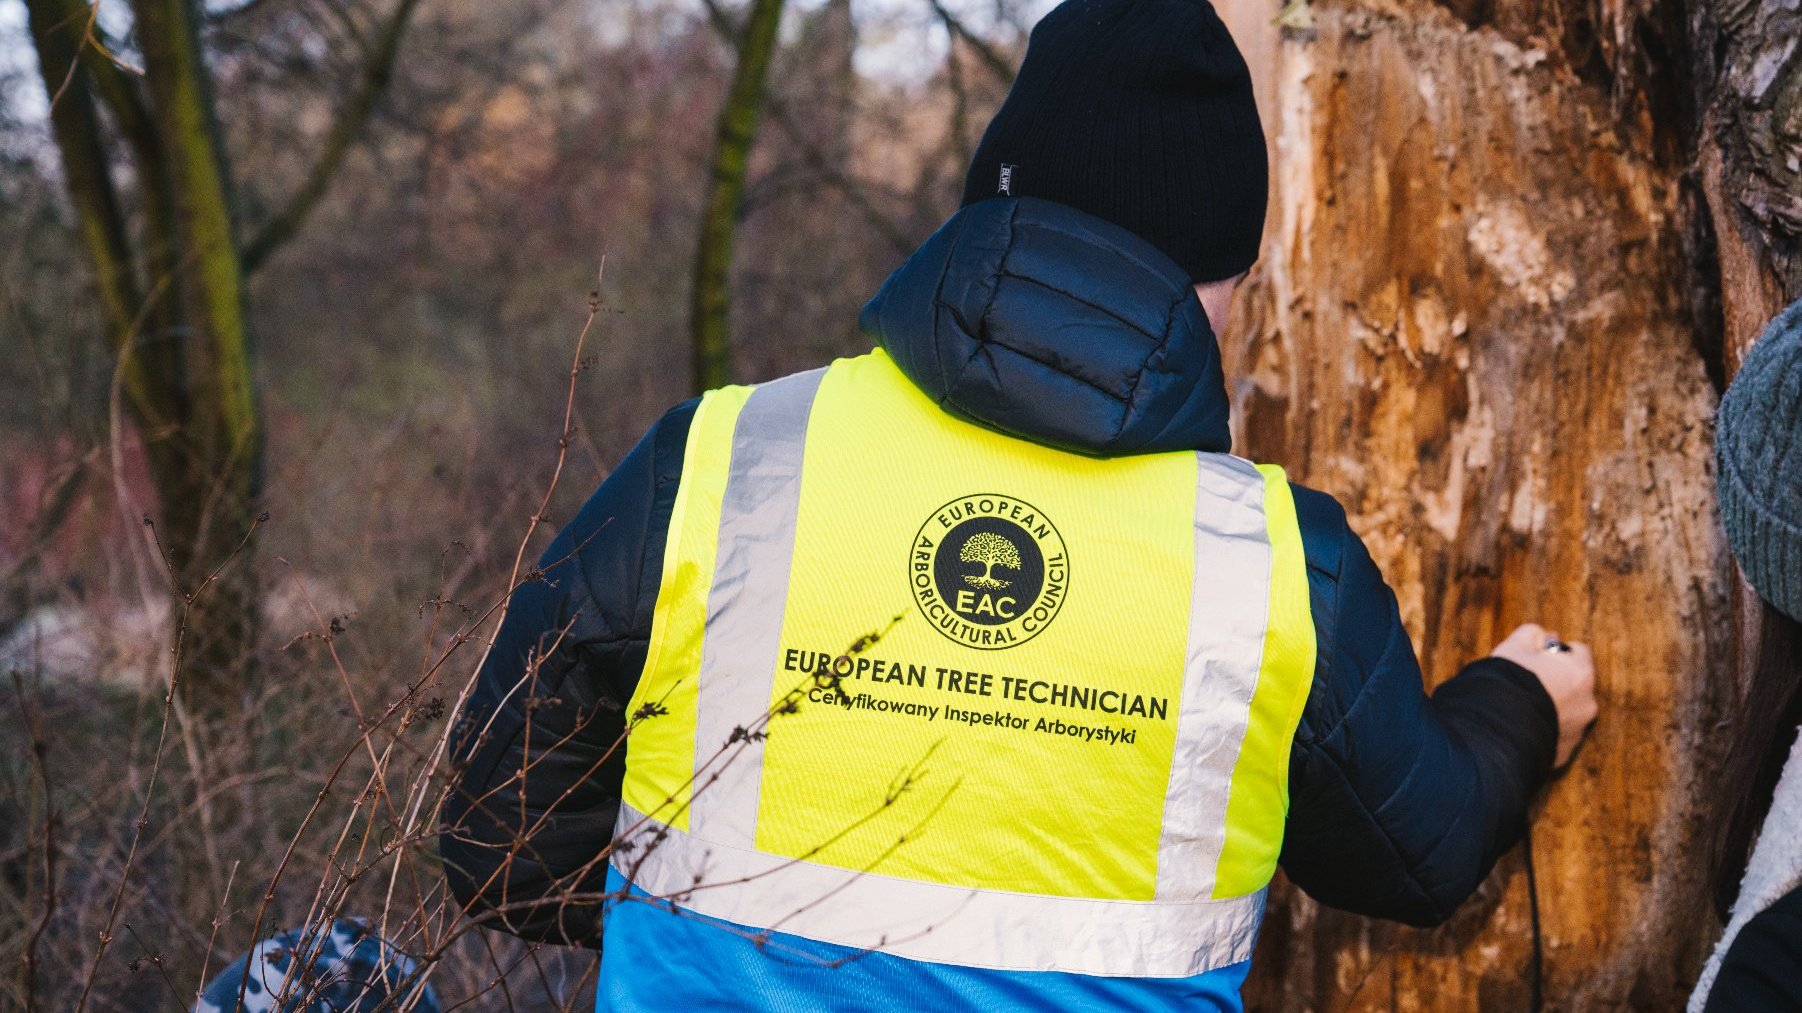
[{"xmin": 613, "ymin": 349, "xmax": 1315, "ymax": 978}]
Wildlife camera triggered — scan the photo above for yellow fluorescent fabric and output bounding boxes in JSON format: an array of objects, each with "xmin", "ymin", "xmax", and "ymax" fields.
[
  {"xmin": 620, "ymin": 384, "xmax": 753, "ymax": 829},
  {"xmin": 620, "ymin": 348, "xmax": 1318, "ymax": 942},
  {"xmin": 1212, "ymin": 466, "xmax": 1317, "ymax": 898},
  {"xmin": 751, "ymin": 351, "xmax": 1196, "ymax": 900}
]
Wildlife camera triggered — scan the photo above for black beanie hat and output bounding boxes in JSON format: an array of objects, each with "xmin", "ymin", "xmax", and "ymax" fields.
[{"xmin": 961, "ymin": 0, "xmax": 1268, "ymax": 283}]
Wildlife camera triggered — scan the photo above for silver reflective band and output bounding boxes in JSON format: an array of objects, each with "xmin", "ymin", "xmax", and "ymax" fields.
[
  {"xmin": 612, "ymin": 803, "xmax": 1265, "ymax": 978},
  {"xmin": 1156, "ymin": 454, "xmax": 1273, "ymax": 901},
  {"xmin": 688, "ymin": 368, "xmax": 826, "ymax": 849},
  {"xmin": 636, "ymin": 360, "xmax": 1281, "ymax": 979}
]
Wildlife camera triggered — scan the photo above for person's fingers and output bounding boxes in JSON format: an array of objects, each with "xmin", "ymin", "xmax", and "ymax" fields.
[{"xmin": 1500, "ymin": 623, "xmax": 1545, "ymax": 650}]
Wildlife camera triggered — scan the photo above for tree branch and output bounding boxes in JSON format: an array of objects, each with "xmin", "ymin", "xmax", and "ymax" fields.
[
  {"xmin": 23, "ymin": 0, "xmax": 146, "ymax": 367},
  {"xmin": 45, "ymin": 0, "xmax": 157, "ymax": 148},
  {"xmin": 695, "ymin": 0, "xmax": 914, "ymax": 254},
  {"xmin": 204, "ymin": 0, "xmax": 291, "ymax": 25},
  {"xmin": 0, "ymin": 449, "xmax": 96, "ymax": 628},
  {"xmin": 239, "ymin": 0, "xmax": 424, "ymax": 274},
  {"xmin": 928, "ymin": 0, "xmax": 1015, "ymax": 86}
]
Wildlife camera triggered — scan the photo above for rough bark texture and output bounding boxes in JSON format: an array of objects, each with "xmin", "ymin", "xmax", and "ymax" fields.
[
  {"xmin": 1223, "ymin": 0, "xmax": 1742, "ymax": 1006},
  {"xmin": 1692, "ymin": 0, "xmax": 1802, "ymax": 363}
]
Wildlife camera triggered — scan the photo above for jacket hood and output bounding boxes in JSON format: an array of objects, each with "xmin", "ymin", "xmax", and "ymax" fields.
[{"xmin": 858, "ymin": 196, "xmax": 1231, "ymax": 457}]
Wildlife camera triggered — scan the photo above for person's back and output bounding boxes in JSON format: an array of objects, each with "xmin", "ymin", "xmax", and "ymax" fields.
[
  {"xmin": 599, "ymin": 204, "xmax": 1312, "ymax": 1005},
  {"xmin": 440, "ymin": 2, "xmax": 1598, "ymax": 1009}
]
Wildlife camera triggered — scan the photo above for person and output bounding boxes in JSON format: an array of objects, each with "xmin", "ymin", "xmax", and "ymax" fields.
[
  {"xmin": 1690, "ymin": 300, "xmax": 1802, "ymax": 1012},
  {"xmin": 440, "ymin": 0, "xmax": 1599, "ymax": 1008}
]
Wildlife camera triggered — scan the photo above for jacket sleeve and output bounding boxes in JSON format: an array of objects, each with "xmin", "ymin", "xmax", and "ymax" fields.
[
  {"xmin": 439, "ymin": 399, "xmax": 696, "ymax": 947},
  {"xmin": 1279, "ymin": 485, "xmax": 1559, "ymax": 927},
  {"xmin": 1703, "ymin": 885, "xmax": 1802, "ymax": 1011}
]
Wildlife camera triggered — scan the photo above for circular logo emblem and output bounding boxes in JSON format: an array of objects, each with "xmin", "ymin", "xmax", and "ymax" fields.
[{"xmin": 909, "ymin": 494, "xmax": 1069, "ymax": 650}]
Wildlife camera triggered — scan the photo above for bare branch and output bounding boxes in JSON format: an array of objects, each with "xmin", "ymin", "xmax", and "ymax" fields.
[
  {"xmin": 695, "ymin": 0, "xmax": 914, "ymax": 254},
  {"xmin": 43, "ymin": 0, "xmax": 157, "ymax": 147},
  {"xmin": 240, "ymin": 0, "xmax": 425, "ymax": 274},
  {"xmin": 929, "ymin": 0, "xmax": 1016, "ymax": 85},
  {"xmin": 22, "ymin": 0, "xmax": 148, "ymax": 382},
  {"xmin": 0, "ymin": 447, "xmax": 97, "ymax": 626}
]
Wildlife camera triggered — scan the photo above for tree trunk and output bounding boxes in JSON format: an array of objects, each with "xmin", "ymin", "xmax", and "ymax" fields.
[
  {"xmin": 27, "ymin": 0, "xmax": 260, "ymax": 705},
  {"xmin": 1215, "ymin": 0, "xmax": 1780, "ymax": 1004},
  {"xmin": 1692, "ymin": 0, "xmax": 1802, "ymax": 364},
  {"xmin": 130, "ymin": 0, "xmax": 264, "ymax": 704},
  {"xmin": 28, "ymin": 0, "xmax": 414, "ymax": 705},
  {"xmin": 691, "ymin": 0, "xmax": 788, "ymax": 393}
]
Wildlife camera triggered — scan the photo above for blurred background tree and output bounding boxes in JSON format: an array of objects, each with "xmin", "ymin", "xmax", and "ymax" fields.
[
  {"xmin": 19, "ymin": 0, "xmax": 420, "ymax": 705},
  {"xmin": 690, "ymin": 0, "xmax": 784, "ymax": 392},
  {"xmin": 0, "ymin": 1, "xmax": 1024, "ymax": 1006}
]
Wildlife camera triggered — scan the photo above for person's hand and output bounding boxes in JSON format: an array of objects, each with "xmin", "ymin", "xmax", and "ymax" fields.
[{"xmin": 1490, "ymin": 623, "xmax": 1597, "ymax": 768}]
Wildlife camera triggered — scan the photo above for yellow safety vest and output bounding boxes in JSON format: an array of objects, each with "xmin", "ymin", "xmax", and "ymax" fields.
[{"xmin": 614, "ymin": 349, "xmax": 1315, "ymax": 977}]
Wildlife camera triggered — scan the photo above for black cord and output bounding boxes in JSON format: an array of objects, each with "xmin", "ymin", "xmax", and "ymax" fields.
[{"xmin": 1524, "ymin": 824, "xmax": 1545, "ymax": 1013}]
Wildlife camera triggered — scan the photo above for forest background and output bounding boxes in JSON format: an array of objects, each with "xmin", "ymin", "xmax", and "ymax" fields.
[{"xmin": 0, "ymin": 0, "xmax": 1798, "ymax": 1007}]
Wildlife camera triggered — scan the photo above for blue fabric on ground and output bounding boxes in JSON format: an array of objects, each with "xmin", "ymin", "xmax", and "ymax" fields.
[
  {"xmin": 597, "ymin": 867, "xmax": 1248, "ymax": 1012},
  {"xmin": 193, "ymin": 917, "xmax": 439, "ymax": 1013}
]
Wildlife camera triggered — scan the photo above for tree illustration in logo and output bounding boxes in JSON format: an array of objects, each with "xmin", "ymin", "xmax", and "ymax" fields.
[{"xmin": 960, "ymin": 531, "xmax": 1022, "ymax": 590}]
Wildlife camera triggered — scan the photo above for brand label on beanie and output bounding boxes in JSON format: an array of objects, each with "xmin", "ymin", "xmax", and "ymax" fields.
[{"xmin": 998, "ymin": 163, "xmax": 1016, "ymax": 196}]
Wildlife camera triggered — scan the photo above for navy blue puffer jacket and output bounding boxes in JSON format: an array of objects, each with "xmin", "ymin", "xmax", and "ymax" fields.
[{"xmin": 442, "ymin": 197, "xmax": 1559, "ymax": 945}]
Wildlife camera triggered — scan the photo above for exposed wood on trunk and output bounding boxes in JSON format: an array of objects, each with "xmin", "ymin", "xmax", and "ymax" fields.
[
  {"xmin": 1225, "ymin": 3, "xmax": 1736, "ymax": 1005},
  {"xmin": 1692, "ymin": 0, "xmax": 1802, "ymax": 364}
]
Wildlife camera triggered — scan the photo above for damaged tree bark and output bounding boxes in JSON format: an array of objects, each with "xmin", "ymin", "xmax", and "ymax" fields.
[
  {"xmin": 1214, "ymin": 0, "xmax": 1799, "ymax": 1003},
  {"xmin": 1693, "ymin": 0, "xmax": 1802, "ymax": 362}
]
